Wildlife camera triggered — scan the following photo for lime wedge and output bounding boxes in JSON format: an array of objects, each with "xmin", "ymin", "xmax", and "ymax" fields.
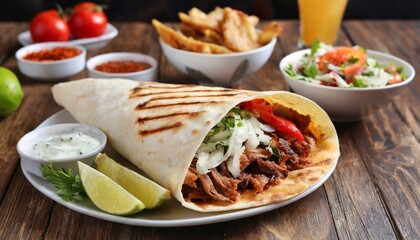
[
  {"xmin": 77, "ymin": 161, "xmax": 145, "ymax": 215},
  {"xmin": 0, "ymin": 67, "xmax": 24, "ymax": 117},
  {"xmin": 95, "ymin": 153, "xmax": 171, "ymax": 209}
]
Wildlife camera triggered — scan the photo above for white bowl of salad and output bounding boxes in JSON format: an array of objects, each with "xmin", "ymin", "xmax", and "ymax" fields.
[{"xmin": 279, "ymin": 42, "xmax": 415, "ymax": 122}]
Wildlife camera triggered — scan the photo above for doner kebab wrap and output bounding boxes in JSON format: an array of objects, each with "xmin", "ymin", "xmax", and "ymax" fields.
[{"xmin": 52, "ymin": 79, "xmax": 339, "ymax": 212}]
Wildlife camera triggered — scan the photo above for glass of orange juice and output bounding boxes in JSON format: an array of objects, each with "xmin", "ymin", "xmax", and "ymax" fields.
[{"xmin": 298, "ymin": 0, "xmax": 348, "ymax": 46}]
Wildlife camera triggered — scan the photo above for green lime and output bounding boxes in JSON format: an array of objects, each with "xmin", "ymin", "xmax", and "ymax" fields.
[
  {"xmin": 78, "ymin": 161, "xmax": 145, "ymax": 215},
  {"xmin": 95, "ymin": 153, "xmax": 171, "ymax": 209},
  {"xmin": 0, "ymin": 67, "xmax": 24, "ymax": 117}
]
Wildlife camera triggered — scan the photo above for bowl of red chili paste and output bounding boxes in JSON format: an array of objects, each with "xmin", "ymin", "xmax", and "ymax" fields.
[
  {"xmin": 15, "ymin": 43, "xmax": 86, "ymax": 80},
  {"xmin": 86, "ymin": 52, "xmax": 157, "ymax": 82}
]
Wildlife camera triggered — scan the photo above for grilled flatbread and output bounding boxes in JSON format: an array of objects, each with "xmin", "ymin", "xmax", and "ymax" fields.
[{"xmin": 52, "ymin": 79, "xmax": 339, "ymax": 212}]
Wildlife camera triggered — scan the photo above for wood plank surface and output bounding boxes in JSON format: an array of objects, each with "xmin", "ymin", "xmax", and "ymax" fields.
[
  {"xmin": 0, "ymin": 169, "xmax": 54, "ymax": 238},
  {"xmin": 0, "ymin": 23, "xmax": 63, "ymax": 239},
  {"xmin": 343, "ymin": 20, "xmax": 420, "ymax": 239},
  {"xmin": 0, "ymin": 20, "xmax": 419, "ymax": 240},
  {"xmin": 0, "ymin": 23, "xmax": 26, "ymax": 64},
  {"xmin": 0, "ymin": 22, "xmax": 29, "ymax": 200}
]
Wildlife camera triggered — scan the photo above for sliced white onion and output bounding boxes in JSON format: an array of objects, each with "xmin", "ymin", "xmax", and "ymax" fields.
[
  {"xmin": 330, "ymin": 71, "xmax": 349, "ymax": 87},
  {"xmin": 328, "ymin": 63, "xmax": 343, "ymax": 73},
  {"xmin": 315, "ymin": 73, "xmax": 333, "ymax": 82},
  {"xmin": 259, "ymin": 122, "xmax": 275, "ymax": 133},
  {"xmin": 258, "ymin": 134, "xmax": 272, "ymax": 145},
  {"xmin": 197, "ymin": 142, "xmax": 218, "ymax": 153},
  {"xmin": 227, "ymin": 146, "xmax": 245, "ymax": 178},
  {"xmin": 267, "ymin": 146, "xmax": 274, "ymax": 155},
  {"xmin": 245, "ymin": 120, "xmax": 259, "ymax": 149},
  {"xmin": 196, "ymin": 148, "xmax": 224, "ymax": 174},
  {"xmin": 196, "ymin": 152, "xmax": 210, "ymax": 174},
  {"xmin": 210, "ymin": 130, "xmax": 232, "ymax": 141}
]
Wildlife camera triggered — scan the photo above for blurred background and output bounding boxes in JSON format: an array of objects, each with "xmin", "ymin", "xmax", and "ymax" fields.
[{"xmin": 0, "ymin": 0, "xmax": 419, "ymax": 22}]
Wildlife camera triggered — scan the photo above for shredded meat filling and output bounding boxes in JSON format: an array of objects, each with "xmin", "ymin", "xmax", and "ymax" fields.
[
  {"xmin": 184, "ymin": 167, "xmax": 198, "ymax": 188},
  {"xmin": 248, "ymin": 174, "xmax": 271, "ymax": 193},
  {"xmin": 210, "ymin": 169, "xmax": 240, "ymax": 201},
  {"xmin": 199, "ymin": 174, "xmax": 231, "ymax": 202},
  {"xmin": 182, "ymin": 134, "xmax": 313, "ymax": 203}
]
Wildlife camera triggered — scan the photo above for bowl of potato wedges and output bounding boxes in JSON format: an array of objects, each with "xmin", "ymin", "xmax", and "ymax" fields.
[{"xmin": 152, "ymin": 7, "xmax": 282, "ymax": 86}]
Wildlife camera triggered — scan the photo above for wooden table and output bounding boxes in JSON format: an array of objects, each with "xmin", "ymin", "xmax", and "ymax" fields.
[{"xmin": 0, "ymin": 20, "xmax": 419, "ymax": 239}]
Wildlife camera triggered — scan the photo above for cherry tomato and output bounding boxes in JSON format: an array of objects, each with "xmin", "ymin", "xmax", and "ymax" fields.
[
  {"xmin": 30, "ymin": 10, "xmax": 70, "ymax": 43},
  {"xmin": 385, "ymin": 65, "xmax": 403, "ymax": 85},
  {"xmin": 69, "ymin": 2, "xmax": 108, "ymax": 39},
  {"xmin": 73, "ymin": 2, "xmax": 99, "ymax": 11},
  {"xmin": 240, "ymin": 99, "xmax": 305, "ymax": 142},
  {"xmin": 318, "ymin": 47, "xmax": 367, "ymax": 76},
  {"xmin": 388, "ymin": 74, "xmax": 402, "ymax": 85}
]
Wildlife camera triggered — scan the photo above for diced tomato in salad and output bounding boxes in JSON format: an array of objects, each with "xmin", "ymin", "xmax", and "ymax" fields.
[{"xmin": 318, "ymin": 47, "xmax": 367, "ymax": 76}]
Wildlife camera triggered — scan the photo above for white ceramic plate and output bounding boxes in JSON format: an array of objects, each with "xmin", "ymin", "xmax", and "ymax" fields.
[
  {"xmin": 18, "ymin": 24, "xmax": 118, "ymax": 50},
  {"xmin": 21, "ymin": 109, "xmax": 337, "ymax": 227}
]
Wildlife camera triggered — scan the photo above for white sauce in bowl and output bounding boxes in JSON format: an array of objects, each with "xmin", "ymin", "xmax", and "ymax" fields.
[{"xmin": 31, "ymin": 132, "xmax": 100, "ymax": 159}]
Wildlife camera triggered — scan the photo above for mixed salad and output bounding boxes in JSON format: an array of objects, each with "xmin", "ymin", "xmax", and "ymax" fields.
[{"xmin": 284, "ymin": 41, "xmax": 407, "ymax": 88}]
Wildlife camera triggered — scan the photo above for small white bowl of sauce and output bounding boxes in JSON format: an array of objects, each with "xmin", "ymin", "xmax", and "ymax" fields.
[
  {"xmin": 15, "ymin": 42, "xmax": 86, "ymax": 80},
  {"xmin": 17, "ymin": 123, "xmax": 107, "ymax": 178},
  {"xmin": 86, "ymin": 52, "xmax": 158, "ymax": 82}
]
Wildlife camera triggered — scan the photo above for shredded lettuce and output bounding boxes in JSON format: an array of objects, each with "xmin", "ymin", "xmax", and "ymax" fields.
[{"xmin": 303, "ymin": 61, "xmax": 318, "ymax": 78}]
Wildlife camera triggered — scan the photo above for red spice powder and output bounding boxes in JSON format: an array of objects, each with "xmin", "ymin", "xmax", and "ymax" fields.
[
  {"xmin": 95, "ymin": 61, "xmax": 151, "ymax": 73},
  {"xmin": 23, "ymin": 47, "xmax": 82, "ymax": 62}
]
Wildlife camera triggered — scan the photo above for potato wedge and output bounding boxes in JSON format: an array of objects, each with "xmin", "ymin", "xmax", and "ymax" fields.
[
  {"xmin": 181, "ymin": 22, "xmax": 224, "ymax": 45},
  {"xmin": 222, "ymin": 8, "xmax": 260, "ymax": 52},
  {"xmin": 258, "ymin": 22, "xmax": 283, "ymax": 45},
  {"xmin": 178, "ymin": 7, "xmax": 222, "ymax": 33},
  {"xmin": 152, "ymin": 19, "xmax": 231, "ymax": 54}
]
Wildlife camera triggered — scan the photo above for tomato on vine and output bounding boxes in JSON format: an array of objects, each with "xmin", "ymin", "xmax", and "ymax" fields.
[
  {"xmin": 69, "ymin": 2, "xmax": 108, "ymax": 39},
  {"xmin": 30, "ymin": 10, "xmax": 70, "ymax": 43}
]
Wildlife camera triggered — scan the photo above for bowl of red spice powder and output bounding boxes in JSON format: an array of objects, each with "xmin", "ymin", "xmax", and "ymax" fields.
[
  {"xmin": 15, "ymin": 42, "xmax": 86, "ymax": 80},
  {"xmin": 86, "ymin": 52, "xmax": 158, "ymax": 82}
]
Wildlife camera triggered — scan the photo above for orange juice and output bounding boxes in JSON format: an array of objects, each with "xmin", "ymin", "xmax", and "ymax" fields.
[{"xmin": 298, "ymin": 0, "xmax": 348, "ymax": 45}]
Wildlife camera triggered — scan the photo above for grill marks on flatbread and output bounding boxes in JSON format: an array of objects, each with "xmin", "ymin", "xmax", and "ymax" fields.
[
  {"xmin": 136, "ymin": 100, "xmax": 220, "ymax": 110},
  {"xmin": 130, "ymin": 83, "xmax": 249, "ymax": 136},
  {"xmin": 130, "ymin": 85, "xmax": 233, "ymax": 98},
  {"xmin": 137, "ymin": 111, "xmax": 205, "ymax": 123},
  {"xmin": 131, "ymin": 89, "xmax": 237, "ymax": 100},
  {"xmin": 138, "ymin": 122, "xmax": 183, "ymax": 136}
]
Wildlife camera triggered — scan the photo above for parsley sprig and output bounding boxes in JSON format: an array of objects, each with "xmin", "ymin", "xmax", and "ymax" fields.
[
  {"xmin": 310, "ymin": 39, "xmax": 321, "ymax": 56},
  {"xmin": 39, "ymin": 162, "xmax": 87, "ymax": 202}
]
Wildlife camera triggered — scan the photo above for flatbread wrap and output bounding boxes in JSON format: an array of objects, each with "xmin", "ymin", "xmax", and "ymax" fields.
[{"xmin": 52, "ymin": 78, "xmax": 339, "ymax": 212}]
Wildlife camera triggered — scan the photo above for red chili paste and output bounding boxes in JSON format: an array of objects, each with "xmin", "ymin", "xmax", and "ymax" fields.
[{"xmin": 95, "ymin": 61, "xmax": 151, "ymax": 73}]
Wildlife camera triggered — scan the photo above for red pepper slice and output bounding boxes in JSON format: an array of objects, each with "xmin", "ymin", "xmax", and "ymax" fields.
[{"xmin": 240, "ymin": 99, "xmax": 304, "ymax": 142}]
